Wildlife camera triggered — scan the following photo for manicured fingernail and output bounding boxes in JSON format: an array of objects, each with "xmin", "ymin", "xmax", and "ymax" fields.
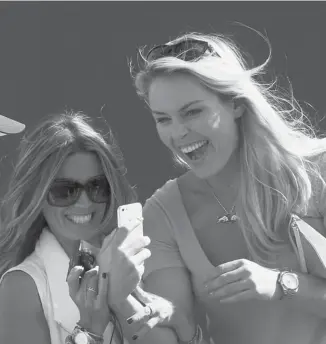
[
  {"xmin": 132, "ymin": 335, "xmax": 138, "ymax": 340},
  {"xmin": 102, "ymin": 272, "xmax": 107, "ymax": 279},
  {"xmin": 127, "ymin": 317, "xmax": 133, "ymax": 324}
]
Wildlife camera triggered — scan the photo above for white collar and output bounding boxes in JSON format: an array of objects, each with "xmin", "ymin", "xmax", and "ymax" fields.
[{"xmin": 34, "ymin": 228, "xmax": 80, "ymax": 332}]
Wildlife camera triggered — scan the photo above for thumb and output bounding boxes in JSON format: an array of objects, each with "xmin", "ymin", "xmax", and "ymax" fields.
[{"xmin": 67, "ymin": 265, "xmax": 84, "ymax": 298}]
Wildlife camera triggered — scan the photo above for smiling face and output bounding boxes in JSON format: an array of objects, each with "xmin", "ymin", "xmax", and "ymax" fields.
[
  {"xmin": 42, "ymin": 152, "xmax": 107, "ymax": 244},
  {"xmin": 148, "ymin": 73, "xmax": 243, "ymax": 179}
]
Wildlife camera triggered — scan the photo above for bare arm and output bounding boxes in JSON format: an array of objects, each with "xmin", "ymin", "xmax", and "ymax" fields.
[
  {"xmin": 115, "ymin": 267, "xmax": 197, "ymax": 344},
  {"xmin": 114, "ymin": 195, "xmax": 203, "ymax": 343},
  {"xmin": 0, "ymin": 271, "xmax": 51, "ymax": 344},
  {"xmin": 141, "ymin": 267, "xmax": 197, "ymax": 343},
  {"xmin": 114, "ymin": 293, "xmax": 178, "ymax": 344}
]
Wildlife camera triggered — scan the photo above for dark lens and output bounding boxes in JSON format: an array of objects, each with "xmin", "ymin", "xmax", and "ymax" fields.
[
  {"xmin": 147, "ymin": 40, "xmax": 210, "ymax": 62},
  {"xmin": 48, "ymin": 181, "xmax": 79, "ymax": 206},
  {"xmin": 147, "ymin": 45, "xmax": 165, "ymax": 61},
  {"xmin": 88, "ymin": 176, "xmax": 111, "ymax": 203},
  {"xmin": 183, "ymin": 41, "xmax": 209, "ymax": 61}
]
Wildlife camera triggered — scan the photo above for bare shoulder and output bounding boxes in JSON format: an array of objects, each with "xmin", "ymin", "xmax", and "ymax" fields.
[
  {"xmin": 0, "ymin": 270, "xmax": 41, "ymax": 308},
  {"xmin": 0, "ymin": 270, "xmax": 50, "ymax": 343}
]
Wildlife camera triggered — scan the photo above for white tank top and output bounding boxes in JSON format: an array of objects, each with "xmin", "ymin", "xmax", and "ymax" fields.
[{"xmin": 0, "ymin": 228, "xmax": 123, "ymax": 344}]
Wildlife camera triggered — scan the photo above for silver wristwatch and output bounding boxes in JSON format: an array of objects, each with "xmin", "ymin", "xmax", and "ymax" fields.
[
  {"xmin": 69, "ymin": 325, "xmax": 104, "ymax": 344},
  {"xmin": 277, "ymin": 270, "xmax": 299, "ymax": 297}
]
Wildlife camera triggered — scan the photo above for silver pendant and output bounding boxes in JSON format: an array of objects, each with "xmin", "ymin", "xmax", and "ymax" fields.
[{"xmin": 217, "ymin": 214, "xmax": 238, "ymax": 224}]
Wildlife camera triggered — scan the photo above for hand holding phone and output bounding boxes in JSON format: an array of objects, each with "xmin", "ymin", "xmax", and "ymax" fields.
[
  {"xmin": 117, "ymin": 202, "xmax": 143, "ymax": 238},
  {"xmin": 96, "ymin": 203, "xmax": 151, "ymax": 308}
]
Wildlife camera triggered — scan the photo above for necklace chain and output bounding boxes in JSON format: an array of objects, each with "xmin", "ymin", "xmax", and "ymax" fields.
[
  {"xmin": 205, "ymin": 180, "xmax": 238, "ymax": 224},
  {"xmin": 205, "ymin": 180, "xmax": 235, "ymax": 214}
]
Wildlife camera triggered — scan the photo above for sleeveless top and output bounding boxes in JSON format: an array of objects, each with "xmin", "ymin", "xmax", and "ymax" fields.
[
  {"xmin": 0, "ymin": 228, "xmax": 123, "ymax": 344},
  {"xmin": 142, "ymin": 154, "xmax": 326, "ymax": 344}
]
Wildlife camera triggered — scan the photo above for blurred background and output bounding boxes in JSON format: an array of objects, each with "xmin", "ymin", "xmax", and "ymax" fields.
[{"xmin": 0, "ymin": 1, "xmax": 325, "ymax": 202}]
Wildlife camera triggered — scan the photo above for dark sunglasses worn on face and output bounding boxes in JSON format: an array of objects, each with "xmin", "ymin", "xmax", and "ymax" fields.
[
  {"xmin": 146, "ymin": 38, "xmax": 217, "ymax": 62},
  {"xmin": 47, "ymin": 175, "xmax": 111, "ymax": 207}
]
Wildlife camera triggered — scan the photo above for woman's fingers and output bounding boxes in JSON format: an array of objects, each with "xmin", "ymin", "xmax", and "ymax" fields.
[
  {"xmin": 120, "ymin": 235, "xmax": 151, "ymax": 257},
  {"xmin": 205, "ymin": 267, "xmax": 247, "ymax": 293},
  {"xmin": 78, "ymin": 267, "xmax": 99, "ymax": 302},
  {"xmin": 97, "ymin": 272, "xmax": 109, "ymax": 305},
  {"xmin": 127, "ymin": 304, "xmax": 156, "ymax": 325},
  {"xmin": 220, "ymin": 289, "xmax": 253, "ymax": 303},
  {"xmin": 84, "ymin": 269, "xmax": 100, "ymax": 308},
  {"xmin": 131, "ymin": 248, "xmax": 151, "ymax": 266},
  {"xmin": 114, "ymin": 220, "xmax": 143, "ymax": 246},
  {"xmin": 133, "ymin": 316, "xmax": 160, "ymax": 341},
  {"xmin": 100, "ymin": 227, "xmax": 150, "ymax": 259},
  {"xmin": 208, "ymin": 279, "xmax": 249, "ymax": 299},
  {"xmin": 67, "ymin": 265, "xmax": 84, "ymax": 299}
]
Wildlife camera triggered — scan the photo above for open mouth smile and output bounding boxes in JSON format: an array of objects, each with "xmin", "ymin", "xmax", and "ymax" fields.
[
  {"xmin": 65, "ymin": 213, "xmax": 94, "ymax": 224},
  {"xmin": 179, "ymin": 140, "xmax": 209, "ymax": 161}
]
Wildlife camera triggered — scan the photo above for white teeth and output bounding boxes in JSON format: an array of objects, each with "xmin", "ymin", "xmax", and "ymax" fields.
[
  {"xmin": 180, "ymin": 140, "xmax": 207, "ymax": 154},
  {"xmin": 67, "ymin": 214, "xmax": 92, "ymax": 224}
]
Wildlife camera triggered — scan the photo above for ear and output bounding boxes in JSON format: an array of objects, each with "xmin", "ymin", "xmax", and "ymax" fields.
[{"xmin": 232, "ymin": 99, "xmax": 246, "ymax": 119}]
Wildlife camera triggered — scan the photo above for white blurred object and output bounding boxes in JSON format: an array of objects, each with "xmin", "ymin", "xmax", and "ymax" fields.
[{"xmin": 0, "ymin": 114, "xmax": 25, "ymax": 135}]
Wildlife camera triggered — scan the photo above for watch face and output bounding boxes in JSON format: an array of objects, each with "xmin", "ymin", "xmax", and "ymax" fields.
[
  {"xmin": 75, "ymin": 332, "xmax": 89, "ymax": 344},
  {"xmin": 282, "ymin": 273, "xmax": 299, "ymax": 290}
]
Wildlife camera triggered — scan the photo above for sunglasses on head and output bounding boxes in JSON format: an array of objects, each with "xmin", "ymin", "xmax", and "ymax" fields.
[
  {"xmin": 146, "ymin": 38, "xmax": 216, "ymax": 62},
  {"xmin": 47, "ymin": 175, "xmax": 111, "ymax": 207}
]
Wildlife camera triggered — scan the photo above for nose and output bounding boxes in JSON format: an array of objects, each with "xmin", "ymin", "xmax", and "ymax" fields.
[
  {"xmin": 171, "ymin": 119, "xmax": 189, "ymax": 140},
  {"xmin": 74, "ymin": 190, "xmax": 93, "ymax": 208}
]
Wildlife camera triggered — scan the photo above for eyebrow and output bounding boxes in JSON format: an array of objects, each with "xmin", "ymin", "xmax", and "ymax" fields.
[{"xmin": 152, "ymin": 100, "xmax": 204, "ymax": 115}]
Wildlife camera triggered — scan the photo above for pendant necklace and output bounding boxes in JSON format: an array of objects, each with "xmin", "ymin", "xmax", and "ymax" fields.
[{"xmin": 205, "ymin": 180, "xmax": 239, "ymax": 224}]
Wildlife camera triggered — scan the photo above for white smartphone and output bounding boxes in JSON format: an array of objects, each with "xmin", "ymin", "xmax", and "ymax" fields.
[{"xmin": 117, "ymin": 202, "xmax": 143, "ymax": 237}]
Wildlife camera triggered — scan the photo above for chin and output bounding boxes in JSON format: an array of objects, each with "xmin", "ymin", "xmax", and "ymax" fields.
[
  {"xmin": 67, "ymin": 226, "xmax": 98, "ymax": 241},
  {"xmin": 191, "ymin": 164, "xmax": 223, "ymax": 179}
]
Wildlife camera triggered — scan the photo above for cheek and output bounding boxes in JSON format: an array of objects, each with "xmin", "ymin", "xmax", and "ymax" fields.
[
  {"xmin": 218, "ymin": 119, "xmax": 239, "ymax": 151},
  {"xmin": 207, "ymin": 112, "xmax": 222, "ymax": 129},
  {"xmin": 156, "ymin": 126, "xmax": 170, "ymax": 146},
  {"xmin": 94, "ymin": 203, "xmax": 107, "ymax": 219},
  {"xmin": 43, "ymin": 204, "xmax": 66, "ymax": 227}
]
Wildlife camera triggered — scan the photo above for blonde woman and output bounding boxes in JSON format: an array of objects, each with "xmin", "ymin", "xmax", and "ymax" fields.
[
  {"xmin": 130, "ymin": 33, "xmax": 326, "ymax": 344},
  {"xmin": 0, "ymin": 112, "xmax": 153, "ymax": 344}
]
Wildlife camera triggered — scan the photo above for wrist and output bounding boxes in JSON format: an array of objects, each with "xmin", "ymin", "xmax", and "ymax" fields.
[
  {"xmin": 69, "ymin": 325, "xmax": 104, "ymax": 344},
  {"xmin": 271, "ymin": 269, "xmax": 283, "ymax": 300},
  {"xmin": 77, "ymin": 320, "xmax": 106, "ymax": 337},
  {"xmin": 275, "ymin": 270, "xmax": 300, "ymax": 300}
]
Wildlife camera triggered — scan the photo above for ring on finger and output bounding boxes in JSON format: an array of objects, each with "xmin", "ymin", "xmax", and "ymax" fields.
[{"xmin": 87, "ymin": 287, "xmax": 97, "ymax": 293}]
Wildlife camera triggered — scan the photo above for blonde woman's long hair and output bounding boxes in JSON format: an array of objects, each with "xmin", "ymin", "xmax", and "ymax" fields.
[
  {"xmin": 0, "ymin": 111, "xmax": 137, "ymax": 277},
  {"xmin": 132, "ymin": 32, "xmax": 326, "ymax": 264}
]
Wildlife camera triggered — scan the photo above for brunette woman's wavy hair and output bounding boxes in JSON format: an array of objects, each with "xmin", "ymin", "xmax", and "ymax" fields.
[{"xmin": 0, "ymin": 111, "xmax": 137, "ymax": 278}]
